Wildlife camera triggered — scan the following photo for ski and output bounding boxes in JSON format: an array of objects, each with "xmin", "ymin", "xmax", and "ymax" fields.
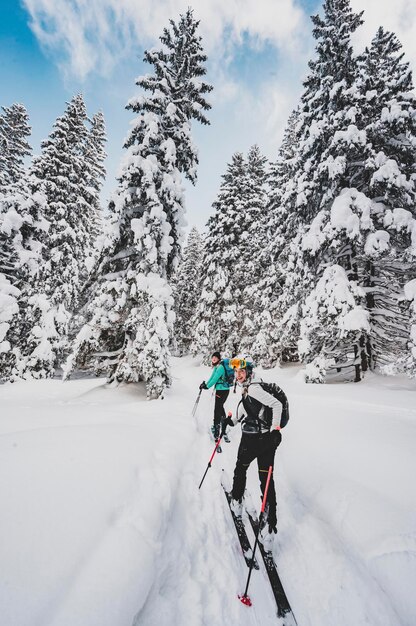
[
  {"xmin": 222, "ymin": 486, "xmax": 259, "ymax": 570},
  {"xmin": 246, "ymin": 509, "xmax": 297, "ymax": 625}
]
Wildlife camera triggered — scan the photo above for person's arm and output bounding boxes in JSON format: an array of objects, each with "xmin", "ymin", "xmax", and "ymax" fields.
[
  {"xmin": 230, "ymin": 400, "xmax": 244, "ymax": 425},
  {"xmin": 206, "ymin": 364, "xmax": 225, "ymax": 389},
  {"xmin": 248, "ymin": 384, "xmax": 282, "ymax": 429},
  {"xmin": 222, "ymin": 401, "xmax": 243, "ymax": 432}
]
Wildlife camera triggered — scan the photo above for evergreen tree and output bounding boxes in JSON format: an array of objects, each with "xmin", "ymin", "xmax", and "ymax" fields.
[
  {"xmin": 173, "ymin": 226, "xmax": 203, "ymax": 355},
  {"xmin": 284, "ymin": 0, "xmax": 364, "ymax": 228},
  {"xmin": 238, "ymin": 145, "xmax": 269, "ymax": 356},
  {"xmin": 353, "ymin": 27, "xmax": 416, "ymax": 371},
  {"xmin": 82, "ymin": 111, "xmax": 107, "ymax": 253},
  {"xmin": 18, "ymin": 95, "xmax": 92, "ymax": 377},
  {"xmin": 0, "ymin": 193, "xmax": 22, "ymax": 378},
  {"xmin": 192, "ymin": 146, "xmax": 268, "ymax": 359},
  {"xmin": 69, "ymin": 111, "xmax": 108, "ymax": 343},
  {"xmin": 251, "ymin": 110, "xmax": 300, "ymax": 366},
  {"xmin": 299, "ymin": 23, "xmax": 416, "ymax": 377},
  {"xmin": 290, "ymin": 0, "xmax": 364, "ymax": 278},
  {"xmin": 298, "ymin": 264, "xmax": 370, "ymax": 382},
  {"xmin": 0, "ymin": 103, "xmax": 32, "ymax": 189},
  {"xmin": 65, "ymin": 10, "xmax": 212, "ymax": 397},
  {"xmin": 271, "ymin": 0, "xmax": 380, "ymax": 380},
  {"xmin": 0, "ymin": 103, "xmax": 50, "ymax": 380},
  {"xmin": 254, "ymin": 0, "xmax": 366, "ymax": 372},
  {"xmin": 191, "ymin": 152, "xmax": 247, "ymax": 357},
  {"xmin": 0, "ymin": 180, "xmax": 48, "ymax": 380}
]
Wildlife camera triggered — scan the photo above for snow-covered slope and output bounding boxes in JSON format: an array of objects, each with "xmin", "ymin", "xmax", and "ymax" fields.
[{"xmin": 0, "ymin": 358, "xmax": 415, "ymax": 625}]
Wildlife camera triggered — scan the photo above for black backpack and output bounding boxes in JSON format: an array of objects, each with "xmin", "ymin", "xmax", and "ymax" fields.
[{"xmin": 248, "ymin": 381, "xmax": 290, "ymax": 429}]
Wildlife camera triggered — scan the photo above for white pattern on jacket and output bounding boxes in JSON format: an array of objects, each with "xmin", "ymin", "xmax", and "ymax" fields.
[{"xmin": 231, "ymin": 375, "xmax": 282, "ymax": 432}]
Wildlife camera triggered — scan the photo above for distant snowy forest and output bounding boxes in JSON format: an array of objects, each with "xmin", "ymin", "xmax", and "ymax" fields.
[{"xmin": 1, "ymin": 0, "xmax": 416, "ymax": 397}]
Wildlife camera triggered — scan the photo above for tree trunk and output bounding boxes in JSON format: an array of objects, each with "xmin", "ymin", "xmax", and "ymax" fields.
[
  {"xmin": 365, "ymin": 260, "xmax": 375, "ymax": 370},
  {"xmin": 354, "ymin": 344, "xmax": 361, "ymax": 382},
  {"xmin": 360, "ymin": 334, "xmax": 368, "ymax": 372}
]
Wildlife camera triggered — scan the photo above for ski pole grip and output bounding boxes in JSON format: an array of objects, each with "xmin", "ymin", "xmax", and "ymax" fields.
[{"xmin": 261, "ymin": 465, "xmax": 273, "ymax": 513}]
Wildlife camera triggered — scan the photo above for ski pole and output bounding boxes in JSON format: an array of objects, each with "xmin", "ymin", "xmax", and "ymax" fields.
[
  {"xmin": 198, "ymin": 437, "xmax": 223, "ymax": 489},
  {"xmin": 239, "ymin": 465, "xmax": 273, "ymax": 607},
  {"xmin": 191, "ymin": 389, "xmax": 202, "ymax": 418}
]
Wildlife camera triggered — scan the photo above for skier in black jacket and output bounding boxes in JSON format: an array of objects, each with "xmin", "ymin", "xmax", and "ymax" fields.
[{"xmin": 224, "ymin": 357, "xmax": 282, "ymax": 533}]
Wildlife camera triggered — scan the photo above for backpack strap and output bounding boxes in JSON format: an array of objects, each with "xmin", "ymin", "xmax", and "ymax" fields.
[
  {"xmin": 246, "ymin": 382, "xmax": 272, "ymax": 430},
  {"xmin": 236, "ymin": 399, "xmax": 244, "ymax": 423},
  {"xmin": 218, "ymin": 361, "xmax": 227, "ymax": 385},
  {"xmin": 242, "ymin": 382, "xmax": 269, "ymax": 432}
]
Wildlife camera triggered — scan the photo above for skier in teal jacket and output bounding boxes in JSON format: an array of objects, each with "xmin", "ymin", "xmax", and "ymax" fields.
[{"xmin": 199, "ymin": 351, "xmax": 230, "ymax": 449}]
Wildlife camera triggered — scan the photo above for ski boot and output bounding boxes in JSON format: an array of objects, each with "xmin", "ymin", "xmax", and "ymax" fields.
[
  {"xmin": 260, "ymin": 504, "xmax": 277, "ymax": 552},
  {"xmin": 230, "ymin": 497, "xmax": 243, "ymax": 518},
  {"xmin": 212, "ymin": 423, "xmax": 222, "ymax": 448},
  {"xmin": 211, "ymin": 423, "xmax": 220, "ymax": 440}
]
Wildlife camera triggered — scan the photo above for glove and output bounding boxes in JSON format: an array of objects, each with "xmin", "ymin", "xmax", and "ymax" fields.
[
  {"xmin": 199, "ymin": 381, "xmax": 208, "ymax": 390},
  {"xmin": 270, "ymin": 428, "xmax": 282, "ymax": 448},
  {"xmin": 220, "ymin": 413, "xmax": 234, "ymax": 436}
]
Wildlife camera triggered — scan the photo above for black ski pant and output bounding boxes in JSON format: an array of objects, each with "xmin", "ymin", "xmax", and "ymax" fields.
[
  {"xmin": 232, "ymin": 432, "xmax": 278, "ymax": 525},
  {"xmin": 213, "ymin": 389, "xmax": 229, "ymax": 439}
]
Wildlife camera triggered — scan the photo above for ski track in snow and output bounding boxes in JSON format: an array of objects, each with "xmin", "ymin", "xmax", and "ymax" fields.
[
  {"xmin": 132, "ymin": 391, "xmax": 279, "ymax": 626},
  {"xmin": 1, "ymin": 358, "xmax": 415, "ymax": 625},
  {"xmin": 278, "ymin": 473, "xmax": 402, "ymax": 626}
]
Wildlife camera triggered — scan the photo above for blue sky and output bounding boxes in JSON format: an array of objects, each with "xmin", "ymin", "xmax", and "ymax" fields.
[{"xmin": 1, "ymin": 0, "xmax": 415, "ymax": 233}]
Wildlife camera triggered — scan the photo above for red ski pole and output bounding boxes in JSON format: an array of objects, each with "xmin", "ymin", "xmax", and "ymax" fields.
[
  {"xmin": 198, "ymin": 437, "xmax": 223, "ymax": 489},
  {"xmin": 239, "ymin": 465, "xmax": 273, "ymax": 607}
]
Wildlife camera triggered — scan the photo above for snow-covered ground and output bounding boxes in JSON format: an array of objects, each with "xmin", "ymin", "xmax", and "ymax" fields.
[{"xmin": 1, "ymin": 357, "xmax": 415, "ymax": 626}]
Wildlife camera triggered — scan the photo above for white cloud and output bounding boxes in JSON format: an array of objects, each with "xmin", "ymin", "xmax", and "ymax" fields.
[
  {"xmin": 21, "ymin": 0, "xmax": 416, "ymax": 94},
  {"xmin": 351, "ymin": 0, "xmax": 416, "ymax": 73},
  {"xmin": 21, "ymin": 0, "xmax": 416, "ymax": 231},
  {"xmin": 22, "ymin": 0, "xmax": 307, "ymax": 80}
]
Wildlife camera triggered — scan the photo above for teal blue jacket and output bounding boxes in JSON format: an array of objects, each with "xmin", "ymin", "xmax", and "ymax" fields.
[{"xmin": 206, "ymin": 363, "xmax": 230, "ymax": 391}]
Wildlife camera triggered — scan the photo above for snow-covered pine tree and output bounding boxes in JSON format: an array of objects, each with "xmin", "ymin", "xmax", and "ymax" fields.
[
  {"xmin": 192, "ymin": 146, "xmax": 268, "ymax": 360},
  {"xmin": 192, "ymin": 145, "xmax": 267, "ymax": 357},
  {"xmin": 298, "ymin": 264, "xmax": 370, "ymax": 382},
  {"xmin": 0, "ymin": 103, "xmax": 32, "ymax": 190},
  {"xmin": 300, "ymin": 23, "xmax": 416, "ymax": 379},
  {"xmin": 251, "ymin": 110, "xmax": 301, "ymax": 366},
  {"xmin": 0, "ymin": 272, "xmax": 19, "ymax": 366},
  {"xmin": 65, "ymin": 10, "xmax": 212, "ymax": 397},
  {"xmin": 353, "ymin": 27, "xmax": 416, "ymax": 372},
  {"xmin": 173, "ymin": 226, "xmax": 203, "ymax": 355},
  {"xmin": 191, "ymin": 152, "xmax": 249, "ymax": 358},
  {"xmin": 0, "ymin": 202, "xmax": 21, "ymax": 376},
  {"xmin": 253, "ymin": 1, "xmax": 365, "ymax": 375},
  {"xmin": 69, "ymin": 111, "xmax": 108, "ymax": 344},
  {"xmin": 278, "ymin": 0, "xmax": 379, "ymax": 380},
  {"xmin": 237, "ymin": 144, "xmax": 269, "ymax": 356},
  {"xmin": 284, "ymin": 0, "xmax": 364, "ymax": 227},
  {"xmin": 0, "ymin": 103, "xmax": 33, "ymax": 293},
  {"xmin": 0, "ymin": 104, "xmax": 46, "ymax": 381},
  {"xmin": 18, "ymin": 95, "xmax": 92, "ymax": 378},
  {"xmin": 0, "ymin": 185, "xmax": 48, "ymax": 380},
  {"xmin": 0, "ymin": 187, "xmax": 49, "ymax": 381},
  {"xmin": 82, "ymin": 111, "xmax": 107, "ymax": 254}
]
